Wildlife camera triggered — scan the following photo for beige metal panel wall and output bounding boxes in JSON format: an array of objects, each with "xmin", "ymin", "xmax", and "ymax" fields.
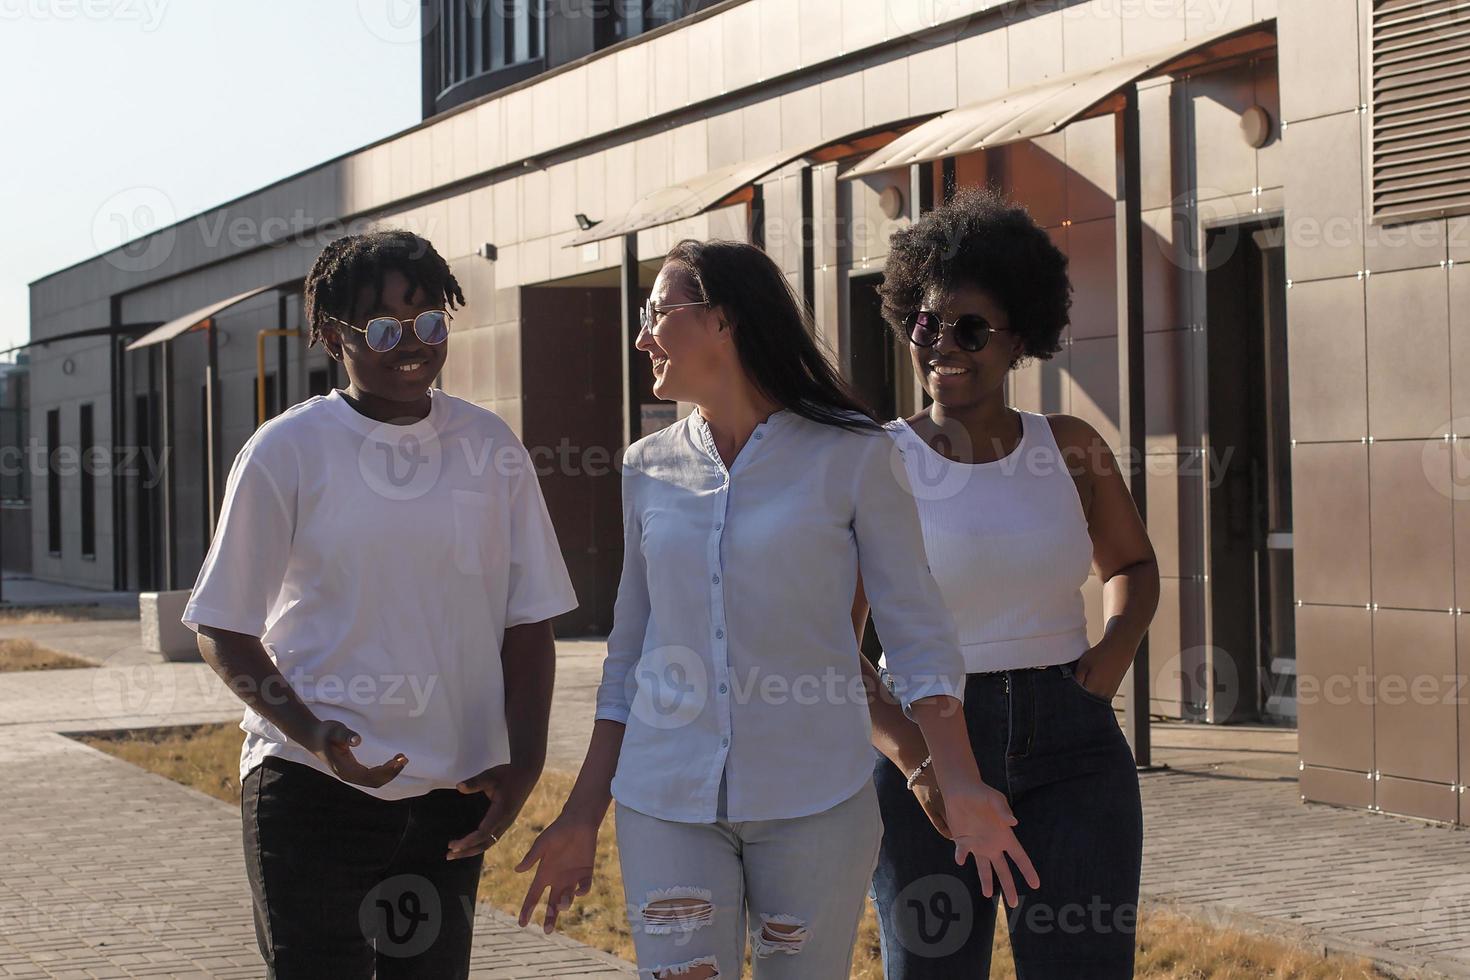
[
  {"xmin": 1281, "ymin": 0, "xmax": 1467, "ymax": 823},
  {"xmin": 28, "ymin": 321, "xmax": 116, "ymax": 590}
]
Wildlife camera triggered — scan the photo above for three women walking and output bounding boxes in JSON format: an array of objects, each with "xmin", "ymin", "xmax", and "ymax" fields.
[{"xmin": 189, "ymin": 187, "xmax": 1154, "ymax": 980}]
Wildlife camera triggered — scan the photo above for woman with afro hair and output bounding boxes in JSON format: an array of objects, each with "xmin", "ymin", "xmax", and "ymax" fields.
[{"xmin": 856, "ymin": 187, "xmax": 1159, "ymax": 978}]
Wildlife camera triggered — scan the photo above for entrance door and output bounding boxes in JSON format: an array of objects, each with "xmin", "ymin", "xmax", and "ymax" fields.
[
  {"xmin": 521, "ymin": 285, "xmax": 625, "ymax": 636},
  {"xmin": 1204, "ymin": 220, "xmax": 1293, "ymax": 724}
]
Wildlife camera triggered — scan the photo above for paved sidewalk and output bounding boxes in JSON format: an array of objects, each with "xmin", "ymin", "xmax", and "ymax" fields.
[{"xmin": 0, "ymin": 638, "xmax": 633, "ymax": 979}]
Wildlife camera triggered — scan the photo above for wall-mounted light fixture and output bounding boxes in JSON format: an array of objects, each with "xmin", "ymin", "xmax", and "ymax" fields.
[
  {"xmin": 1241, "ymin": 105, "xmax": 1273, "ymax": 149},
  {"xmin": 476, "ymin": 243, "xmax": 498, "ymax": 261},
  {"xmin": 575, "ymin": 213, "xmax": 601, "ymax": 232}
]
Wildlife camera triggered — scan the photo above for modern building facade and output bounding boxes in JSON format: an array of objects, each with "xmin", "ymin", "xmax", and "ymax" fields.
[{"xmin": 26, "ymin": 0, "xmax": 1467, "ymax": 824}]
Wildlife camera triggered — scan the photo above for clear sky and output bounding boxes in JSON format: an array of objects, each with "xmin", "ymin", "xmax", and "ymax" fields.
[{"xmin": 0, "ymin": 1, "xmax": 424, "ymax": 353}]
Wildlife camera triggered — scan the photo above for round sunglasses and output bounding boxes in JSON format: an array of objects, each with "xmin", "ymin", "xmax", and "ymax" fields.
[
  {"xmin": 904, "ymin": 310, "xmax": 1007, "ymax": 352},
  {"xmin": 325, "ymin": 310, "xmax": 451, "ymax": 353}
]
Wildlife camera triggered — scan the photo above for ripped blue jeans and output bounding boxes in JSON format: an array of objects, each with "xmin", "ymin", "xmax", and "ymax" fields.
[{"xmin": 614, "ymin": 781, "xmax": 882, "ymax": 979}]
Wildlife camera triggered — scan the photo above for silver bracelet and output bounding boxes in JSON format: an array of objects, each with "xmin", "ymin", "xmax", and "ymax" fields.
[{"xmin": 905, "ymin": 755, "xmax": 933, "ymax": 791}]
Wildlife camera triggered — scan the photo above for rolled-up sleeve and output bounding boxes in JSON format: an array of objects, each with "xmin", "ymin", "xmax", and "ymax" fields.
[
  {"xmin": 595, "ymin": 450, "xmax": 650, "ymax": 724},
  {"xmin": 851, "ymin": 430, "xmax": 965, "ymax": 715}
]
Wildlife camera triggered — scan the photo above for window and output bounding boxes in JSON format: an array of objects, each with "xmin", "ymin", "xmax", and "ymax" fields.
[
  {"xmin": 437, "ymin": 0, "xmax": 545, "ymax": 95},
  {"xmin": 1370, "ymin": 0, "xmax": 1470, "ymax": 222},
  {"xmin": 80, "ymin": 403, "xmax": 95, "ymax": 558},
  {"xmin": 46, "ymin": 408, "xmax": 60, "ymax": 554}
]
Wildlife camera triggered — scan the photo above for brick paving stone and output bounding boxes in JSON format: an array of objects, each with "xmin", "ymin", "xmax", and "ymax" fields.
[{"xmin": 0, "ymin": 664, "xmax": 635, "ymax": 980}]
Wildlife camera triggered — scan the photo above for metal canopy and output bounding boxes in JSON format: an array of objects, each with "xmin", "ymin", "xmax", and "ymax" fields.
[
  {"xmin": 568, "ymin": 142, "xmax": 831, "ymax": 247},
  {"xmin": 125, "ymin": 284, "xmax": 277, "ymax": 351},
  {"xmin": 842, "ymin": 20, "xmax": 1275, "ymax": 180}
]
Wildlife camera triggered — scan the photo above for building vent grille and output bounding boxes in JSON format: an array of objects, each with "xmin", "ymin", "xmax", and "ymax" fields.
[{"xmin": 1371, "ymin": 0, "xmax": 1470, "ymax": 222}]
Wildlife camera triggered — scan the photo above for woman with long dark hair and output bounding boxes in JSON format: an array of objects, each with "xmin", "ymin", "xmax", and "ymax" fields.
[
  {"xmin": 859, "ymin": 188, "xmax": 1158, "ymax": 978},
  {"xmin": 515, "ymin": 239, "xmax": 1037, "ymax": 980}
]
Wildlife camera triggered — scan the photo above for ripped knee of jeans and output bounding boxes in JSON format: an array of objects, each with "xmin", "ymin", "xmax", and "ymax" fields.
[
  {"xmin": 639, "ymin": 887, "xmax": 715, "ymax": 935},
  {"xmin": 646, "ymin": 954, "xmax": 720, "ymax": 980},
  {"xmin": 751, "ymin": 913, "xmax": 809, "ymax": 957}
]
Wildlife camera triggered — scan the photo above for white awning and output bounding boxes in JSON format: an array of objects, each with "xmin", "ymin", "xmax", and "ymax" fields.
[
  {"xmin": 126, "ymin": 284, "xmax": 278, "ymax": 351},
  {"xmin": 568, "ymin": 142, "xmax": 831, "ymax": 247},
  {"xmin": 842, "ymin": 20, "xmax": 1275, "ymax": 180}
]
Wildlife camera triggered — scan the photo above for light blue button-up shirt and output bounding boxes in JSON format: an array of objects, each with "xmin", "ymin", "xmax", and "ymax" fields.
[{"xmin": 596, "ymin": 407, "xmax": 966, "ymax": 823}]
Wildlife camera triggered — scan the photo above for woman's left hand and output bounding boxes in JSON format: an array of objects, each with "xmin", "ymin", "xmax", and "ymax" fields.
[
  {"xmin": 943, "ymin": 781, "xmax": 1040, "ymax": 907},
  {"xmin": 446, "ymin": 762, "xmax": 540, "ymax": 860},
  {"xmin": 1073, "ymin": 640, "xmax": 1131, "ymax": 701}
]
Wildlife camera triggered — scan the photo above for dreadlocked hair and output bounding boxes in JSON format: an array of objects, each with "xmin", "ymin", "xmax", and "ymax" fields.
[{"xmin": 303, "ymin": 230, "xmax": 465, "ymax": 348}]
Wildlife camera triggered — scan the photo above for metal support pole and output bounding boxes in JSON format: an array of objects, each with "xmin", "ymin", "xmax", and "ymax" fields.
[
  {"xmin": 619, "ymin": 233, "xmax": 640, "ymax": 448},
  {"xmin": 205, "ymin": 320, "xmax": 223, "ymax": 537},
  {"xmin": 1116, "ymin": 85, "xmax": 1152, "ymax": 768},
  {"xmin": 159, "ymin": 341, "xmax": 176, "ymax": 591}
]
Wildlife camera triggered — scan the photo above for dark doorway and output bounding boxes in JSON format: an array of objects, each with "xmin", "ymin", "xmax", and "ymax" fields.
[
  {"xmin": 1205, "ymin": 219, "xmax": 1293, "ymax": 724},
  {"xmin": 521, "ymin": 285, "xmax": 626, "ymax": 637},
  {"xmin": 848, "ymin": 273, "xmax": 898, "ymax": 421}
]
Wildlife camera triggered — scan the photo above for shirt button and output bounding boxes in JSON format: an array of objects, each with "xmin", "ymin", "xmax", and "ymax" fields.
[
  {"xmin": 714, "ymin": 523, "xmax": 723, "ymax": 531},
  {"xmin": 754, "ymin": 433, "xmax": 763, "ymax": 440},
  {"xmin": 715, "ymin": 629, "xmax": 725, "ymax": 639},
  {"xmin": 721, "ymin": 737, "xmax": 730, "ymax": 747},
  {"xmin": 712, "ymin": 574, "xmax": 720, "ymax": 584},
  {"xmin": 719, "ymin": 683, "xmax": 728, "ymax": 694}
]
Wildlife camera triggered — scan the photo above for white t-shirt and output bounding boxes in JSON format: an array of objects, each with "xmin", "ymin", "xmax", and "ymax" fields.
[{"xmin": 183, "ymin": 388, "xmax": 578, "ymax": 800}]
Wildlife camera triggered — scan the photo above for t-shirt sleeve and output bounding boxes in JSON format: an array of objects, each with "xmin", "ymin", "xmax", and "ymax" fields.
[
  {"xmin": 504, "ymin": 441, "xmax": 579, "ymax": 628},
  {"xmin": 182, "ymin": 435, "xmax": 297, "ymax": 637}
]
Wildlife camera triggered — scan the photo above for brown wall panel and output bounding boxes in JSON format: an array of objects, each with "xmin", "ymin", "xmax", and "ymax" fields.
[
  {"xmin": 1296, "ymin": 603, "xmax": 1373, "ymax": 773},
  {"xmin": 1365, "ymin": 266, "xmax": 1451, "ymax": 442},
  {"xmin": 1285, "ymin": 277, "xmax": 1367, "ymax": 443},
  {"xmin": 1376, "ymin": 774, "xmax": 1458, "ymax": 825},
  {"xmin": 1065, "ymin": 218, "xmax": 1118, "ymax": 341},
  {"xmin": 1143, "ymin": 327, "xmax": 1200, "ymax": 454},
  {"xmin": 1292, "ymin": 441, "xmax": 1372, "ymax": 606},
  {"xmin": 1301, "ymin": 764, "xmax": 1375, "ymax": 811},
  {"xmin": 1369, "ymin": 440, "xmax": 1454, "ymax": 612},
  {"xmin": 1281, "ymin": 111, "xmax": 1364, "ymax": 283},
  {"xmin": 1144, "ymin": 452, "xmax": 1204, "ymax": 580},
  {"xmin": 1067, "ymin": 335, "xmax": 1120, "ymax": 450},
  {"xmin": 1373, "ymin": 608, "xmax": 1457, "ymax": 785}
]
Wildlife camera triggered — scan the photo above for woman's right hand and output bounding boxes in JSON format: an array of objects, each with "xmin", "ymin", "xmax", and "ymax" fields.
[
  {"xmin": 305, "ymin": 718, "xmax": 408, "ymax": 789},
  {"xmin": 942, "ymin": 780, "xmax": 1039, "ymax": 908},
  {"xmin": 515, "ymin": 810, "xmax": 600, "ymax": 933}
]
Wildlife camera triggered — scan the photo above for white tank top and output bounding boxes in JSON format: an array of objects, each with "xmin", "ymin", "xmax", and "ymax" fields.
[{"xmin": 885, "ymin": 411, "xmax": 1094, "ymax": 673}]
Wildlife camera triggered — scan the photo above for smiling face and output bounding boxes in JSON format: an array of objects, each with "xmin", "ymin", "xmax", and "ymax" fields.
[
  {"xmin": 322, "ymin": 268, "xmax": 449, "ymax": 406},
  {"xmin": 909, "ymin": 282, "xmax": 1021, "ymax": 414},
  {"xmin": 636, "ymin": 262, "xmax": 733, "ymax": 404}
]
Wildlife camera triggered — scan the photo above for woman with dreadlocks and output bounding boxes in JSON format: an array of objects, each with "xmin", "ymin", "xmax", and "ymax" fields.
[{"xmin": 184, "ymin": 229, "xmax": 578, "ymax": 979}]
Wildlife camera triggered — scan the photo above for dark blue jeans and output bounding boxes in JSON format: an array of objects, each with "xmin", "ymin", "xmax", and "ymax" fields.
[{"xmin": 870, "ymin": 661, "xmax": 1143, "ymax": 979}]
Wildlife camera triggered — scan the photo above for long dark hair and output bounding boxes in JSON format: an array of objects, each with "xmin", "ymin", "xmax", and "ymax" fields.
[{"xmin": 664, "ymin": 239, "xmax": 879, "ymax": 431}]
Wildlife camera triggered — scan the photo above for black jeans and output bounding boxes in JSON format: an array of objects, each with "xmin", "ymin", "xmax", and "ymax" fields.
[
  {"xmin": 870, "ymin": 661, "xmax": 1143, "ymax": 979},
  {"xmin": 241, "ymin": 757, "xmax": 491, "ymax": 980}
]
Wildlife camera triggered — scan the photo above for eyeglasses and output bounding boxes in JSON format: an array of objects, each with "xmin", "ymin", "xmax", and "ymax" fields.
[
  {"xmin": 904, "ymin": 310, "xmax": 1007, "ymax": 352},
  {"xmin": 324, "ymin": 310, "xmax": 451, "ymax": 353},
  {"xmin": 639, "ymin": 300, "xmax": 707, "ymax": 335}
]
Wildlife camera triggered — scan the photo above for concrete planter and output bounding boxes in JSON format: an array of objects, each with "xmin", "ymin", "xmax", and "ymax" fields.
[{"xmin": 139, "ymin": 590, "xmax": 199, "ymax": 662}]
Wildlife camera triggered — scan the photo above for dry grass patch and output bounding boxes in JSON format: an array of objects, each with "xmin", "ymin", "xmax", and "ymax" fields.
[
  {"xmin": 83, "ymin": 724, "xmax": 1387, "ymax": 979},
  {"xmin": 0, "ymin": 637, "xmax": 94, "ymax": 671},
  {"xmin": 0, "ymin": 604, "xmax": 136, "ymax": 625},
  {"xmin": 78, "ymin": 723, "xmax": 243, "ymax": 804}
]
